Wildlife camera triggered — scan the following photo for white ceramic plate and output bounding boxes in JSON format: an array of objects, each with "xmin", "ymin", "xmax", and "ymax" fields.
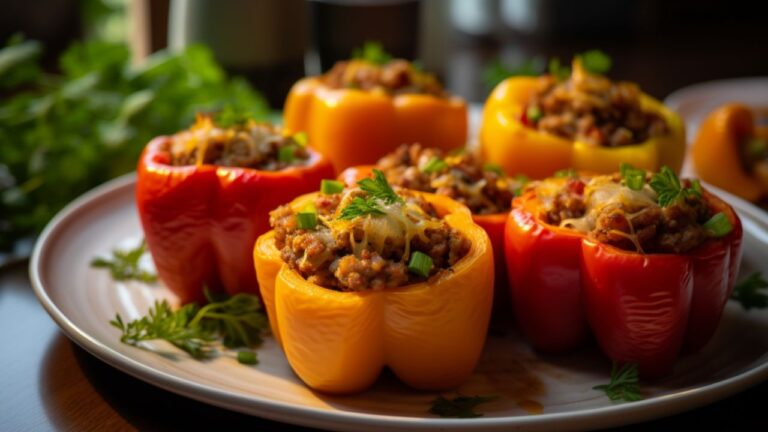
[{"xmin": 31, "ymin": 174, "xmax": 768, "ymax": 432}]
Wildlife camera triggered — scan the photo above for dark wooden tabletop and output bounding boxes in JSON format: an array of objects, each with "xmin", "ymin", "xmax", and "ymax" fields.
[{"xmin": 1, "ymin": 259, "xmax": 766, "ymax": 432}]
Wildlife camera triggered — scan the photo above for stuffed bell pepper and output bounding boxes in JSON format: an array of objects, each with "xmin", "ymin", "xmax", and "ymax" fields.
[
  {"xmin": 692, "ymin": 103, "xmax": 768, "ymax": 204},
  {"xmin": 481, "ymin": 60, "xmax": 685, "ymax": 179},
  {"xmin": 284, "ymin": 52, "xmax": 467, "ymax": 172},
  {"xmin": 137, "ymin": 114, "xmax": 334, "ymax": 304},
  {"xmin": 253, "ymin": 170, "xmax": 493, "ymax": 394},
  {"xmin": 338, "ymin": 144, "xmax": 524, "ymax": 312},
  {"xmin": 505, "ymin": 166, "xmax": 742, "ymax": 378}
]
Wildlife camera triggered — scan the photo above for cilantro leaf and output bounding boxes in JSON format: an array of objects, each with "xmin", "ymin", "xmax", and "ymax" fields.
[
  {"xmin": 593, "ymin": 362, "xmax": 643, "ymax": 402},
  {"xmin": 91, "ymin": 239, "xmax": 157, "ymax": 283},
  {"xmin": 352, "ymin": 41, "xmax": 392, "ymax": 65},
  {"xmin": 578, "ymin": 49, "xmax": 612, "ymax": 74},
  {"xmin": 731, "ymin": 272, "xmax": 768, "ymax": 310},
  {"xmin": 429, "ymin": 395, "xmax": 496, "ymax": 418},
  {"xmin": 649, "ymin": 167, "xmax": 700, "ymax": 207},
  {"xmin": 337, "ymin": 197, "xmax": 386, "ymax": 220},
  {"xmin": 357, "ymin": 169, "xmax": 403, "ymax": 204}
]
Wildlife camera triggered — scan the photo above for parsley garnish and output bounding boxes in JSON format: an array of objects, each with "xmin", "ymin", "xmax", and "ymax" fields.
[
  {"xmin": 338, "ymin": 169, "xmax": 402, "ymax": 220},
  {"xmin": 649, "ymin": 166, "xmax": 701, "ymax": 207},
  {"xmin": 548, "ymin": 57, "xmax": 571, "ymax": 81},
  {"xmin": 593, "ymin": 362, "xmax": 642, "ymax": 402},
  {"xmin": 482, "ymin": 57, "xmax": 543, "ymax": 90},
  {"xmin": 352, "ymin": 41, "xmax": 392, "ymax": 65},
  {"xmin": 110, "ymin": 289, "xmax": 268, "ymax": 359},
  {"xmin": 731, "ymin": 272, "xmax": 768, "ymax": 310},
  {"xmin": 429, "ymin": 395, "xmax": 496, "ymax": 418},
  {"xmin": 215, "ymin": 106, "xmax": 255, "ymax": 128},
  {"xmin": 577, "ymin": 49, "xmax": 612, "ymax": 74},
  {"xmin": 91, "ymin": 239, "xmax": 157, "ymax": 283}
]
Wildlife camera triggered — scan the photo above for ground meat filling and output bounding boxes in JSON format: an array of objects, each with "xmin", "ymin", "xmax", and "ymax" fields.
[
  {"xmin": 322, "ymin": 60, "xmax": 445, "ymax": 97},
  {"xmin": 524, "ymin": 61, "xmax": 669, "ymax": 148},
  {"xmin": 537, "ymin": 175, "xmax": 713, "ymax": 254},
  {"xmin": 169, "ymin": 115, "xmax": 309, "ymax": 170},
  {"xmin": 270, "ymin": 188, "xmax": 471, "ymax": 291},
  {"xmin": 376, "ymin": 144, "xmax": 519, "ymax": 214}
]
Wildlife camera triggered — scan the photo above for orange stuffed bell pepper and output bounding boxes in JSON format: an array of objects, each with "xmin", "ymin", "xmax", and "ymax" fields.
[
  {"xmin": 137, "ymin": 115, "xmax": 334, "ymax": 304},
  {"xmin": 254, "ymin": 170, "xmax": 493, "ymax": 394},
  {"xmin": 505, "ymin": 167, "xmax": 742, "ymax": 378},
  {"xmin": 284, "ymin": 52, "xmax": 467, "ymax": 172},
  {"xmin": 692, "ymin": 103, "xmax": 768, "ymax": 203},
  {"xmin": 338, "ymin": 144, "xmax": 524, "ymax": 315},
  {"xmin": 480, "ymin": 60, "xmax": 685, "ymax": 179}
]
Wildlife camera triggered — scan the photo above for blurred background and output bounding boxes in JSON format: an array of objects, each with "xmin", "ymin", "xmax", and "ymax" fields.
[{"xmin": 2, "ymin": 0, "xmax": 768, "ymax": 254}]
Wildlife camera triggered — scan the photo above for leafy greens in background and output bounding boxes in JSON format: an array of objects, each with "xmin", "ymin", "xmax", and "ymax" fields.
[{"xmin": 0, "ymin": 37, "xmax": 270, "ymax": 250}]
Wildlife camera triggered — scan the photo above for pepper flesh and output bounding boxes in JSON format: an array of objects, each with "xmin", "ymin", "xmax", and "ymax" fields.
[
  {"xmin": 480, "ymin": 77, "xmax": 686, "ymax": 179},
  {"xmin": 284, "ymin": 77, "xmax": 467, "ymax": 172},
  {"xmin": 137, "ymin": 136, "xmax": 335, "ymax": 304},
  {"xmin": 253, "ymin": 192, "xmax": 493, "ymax": 394},
  {"xmin": 504, "ymin": 186, "xmax": 742, "ymax": 377},
  {"xmin": 691, "ymin": 103, "xmax": 768, "ymax": 202}
]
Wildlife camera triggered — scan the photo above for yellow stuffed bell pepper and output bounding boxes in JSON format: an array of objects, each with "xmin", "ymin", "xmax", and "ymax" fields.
[
  {"xmin": 254, "ymin": 183, "xmax": 493, "ymax": 394},
  {"xmin": 284, "ymin": 59, "xmax": 467, "ymax": 173},
  {"xmin": 692, "ymin": 103, "xmax": 768, "ymax": 203},
  {"xmin": 480, "ymin": 61, "xmax": 685, "ymax": 179}
]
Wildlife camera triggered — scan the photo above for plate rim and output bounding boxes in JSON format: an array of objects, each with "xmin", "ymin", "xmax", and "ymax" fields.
[{"xmin": 29, "ymin": 173, "xmax": 768, "ymax": 431}]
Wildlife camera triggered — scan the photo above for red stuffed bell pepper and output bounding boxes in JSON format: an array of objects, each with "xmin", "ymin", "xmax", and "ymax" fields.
[
  {"xmin": 137, "ymin": 115, "xmax": 334, "ymax": 304},
  {"xmin": 338, "ymin": 144, "xmax": 525, "ymax": 311},
  {"xmin": 505, "ymin": 168, "xmax": 742, "ymax": 378}
]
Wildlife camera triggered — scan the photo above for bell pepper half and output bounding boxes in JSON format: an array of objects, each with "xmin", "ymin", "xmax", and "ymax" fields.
[
  {"xmin": 339, "ymin": 164, "xmax": 510, "ymax": 313},
  {"xmin": 479, "ymin": 76, "xmax": 686, "ymax": 179},
  {"xmin": 137, "ymin": 136, "xmax": 335, "ymax": 304},
  {"xmin": 284, "ymin": 77, "xmax": 468, "ymax": 172},
  {"xmin": 505, "ymin": 183, "xmax": 742, "ymax": 378},
  {"xmin": 253, "ymin": 191, "xmax": 493, "ymax": 394},
  {"xmin": 692, "ymin": 103, "xmax": 768, "ymax": 203}
]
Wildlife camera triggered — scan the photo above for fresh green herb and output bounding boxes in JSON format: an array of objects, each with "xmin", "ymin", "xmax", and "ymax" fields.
[
  {"xmin": 338, "ymin": 197, "xmax": 386, "ymax": 220},
  {"xmin": 422, "ymin": 157, "xmax": 449, "ymax": 174},
  {"xmin": 577, "ymin": 49, "xmax": 612, "ymax": 74},
  {"xmin": 619, "ymin": 163, "xmax": 646, "ymax": 191},
  {"xmin": 357, "ymin": 169, "xmax": 403, "ymax": 204},
  {"xmin": 526, "ymin": 105, "xmax": 543, "ymax": 123},
  {"xmin": 554, "ymin": 168, "xmax": 577, "ymax": 178},
  {"xmin": 0, "ymin": 37, "xmax": 269, "ymax": 250},
  {"xmin": 110, "ymin": 289, "xmax": 268, "ymax": 359},
  {"xmin": 320, "ymin": 179, "xmax": 344, "ymax": 195},
  {"xmin": 649, "ymin": 167, "xmax": 701, "ymax": 207},
  {"xmin": 731, "ymin": 272, "xmax": 768, "ymax": 310},
  {"xmin": 482, "ymin": 57, "xmax": 543, "ymax": 90},
  {"xmin": 215, "ymin": 106, "xmax": 259, "ymax": 128},
  {"xmin": 352, "ymin": 41, "xmax": 392, "ymax": 65},
  {"xmin": 408, "ymin": 251, "xmax": 433, "ymax": 277},
  {"xmin": 513, "ymin": 174, "xmax": 530, "ymax": 197},
  {"xmin": 91, "ymin": 239, "xmax": 157, "ymax": 283},
  {"xmin": 296, "ymin": 204, "xmax": 318, "ymax": 230},
  {"xmin": 278, "ymin": 145, "xmax": 296, "ymax": 163},
  {"xmin": 292, "ymin": 131, "xmax": 308, "ymax": 146},
  {"xmin": 237, "ymin": 350, "xmax": 259, "ymax": 365},
  {"xmin": 429, "ymin": 395, "xmax": 496, "ymax": 418},
  {"xmin": 548, "ymin": 57, "xmax": 571, "ymax": 81},
  {"xmin": 703, "ymin": 212, "xmax": 733, "ymax": 237},
  {"xmin": 593, "ymin": 362, "xmax": 642, "ymax": 402},
  {"xmin": 483, "ymin": 163, "xmax": 505, "ymax": 176}
]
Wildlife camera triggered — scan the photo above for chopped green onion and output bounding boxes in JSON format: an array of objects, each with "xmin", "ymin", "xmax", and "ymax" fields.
[
  {"xmin": 422, "ymin": 157, "xmax": 449, "ymax": 174},
  {"xmin": 296, "ymin": 204, "xmax": 317, "ymax": 230},
  {"xmin": 703, "ymin": 212, "xmax": 733, "ymax": 237},
  {"xmin": 483, "ymin": 163, "xmax": 505, "ymax": 176},
  {"xmin": 278, "ymin": 145, "xmax": 295, "ymax": 163},
  {"xmin": 526, "ymin": 105, "xmax": 543, "ymax": 122},
  {"xmin": 408, "ymin": 251, "xmax": 433, "ymax": 278},
  {"xmin": 554, "ymin": 168, "xmax": 577, "ymax": 178},
  {"xmin": 237, "ymin": 350, "xmax": 258, "ymax": 365},
  {"xmin": 292, "ymin": 132, "xmax": 308, "ymax": 146},
  {"xmin": 619, "ymin": 163, "xmax": 645, "ymax": 191},
  {"xmin": 320, "ymin": 179, "xmax": 344, "ymax": 195}
]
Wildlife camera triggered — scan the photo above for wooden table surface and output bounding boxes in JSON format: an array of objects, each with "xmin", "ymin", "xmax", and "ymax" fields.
[{"xmin": 1, "ymin": 259, "xmax": 766, "ymax": 432}]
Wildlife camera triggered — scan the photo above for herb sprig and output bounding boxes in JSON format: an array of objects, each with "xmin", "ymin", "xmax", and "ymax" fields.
[
  {"xmin": 730, "ymin": 272, "xmax": 768, "ymax": 310},
  {"xmin": 429, "ymin": 395, "xmax": 497, "ymax": 418},
  {"xmin": 483, "ymin": 49, "xmax": 612, "ymax": 89},
  {"xmin": 649, "ymin": 167, "xmax": 701, "ymax": 207},
  {"xmin": 593, "ymin": 362, "xmax": 642, "ymax": 402},
  {"xmin": 110, "ymin": 289, "xmax": 268, "ymax": 360},
  {"xmin": 352, "ymin": 41, "xmax": 392, "ymax": 65},
  {"xmin": 90, "ymin": 239, "xmax": 157, "ymax": 283},
  {"xmin": 338, "ymin": 169, "xmax": 402, "ymax": 220}
]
